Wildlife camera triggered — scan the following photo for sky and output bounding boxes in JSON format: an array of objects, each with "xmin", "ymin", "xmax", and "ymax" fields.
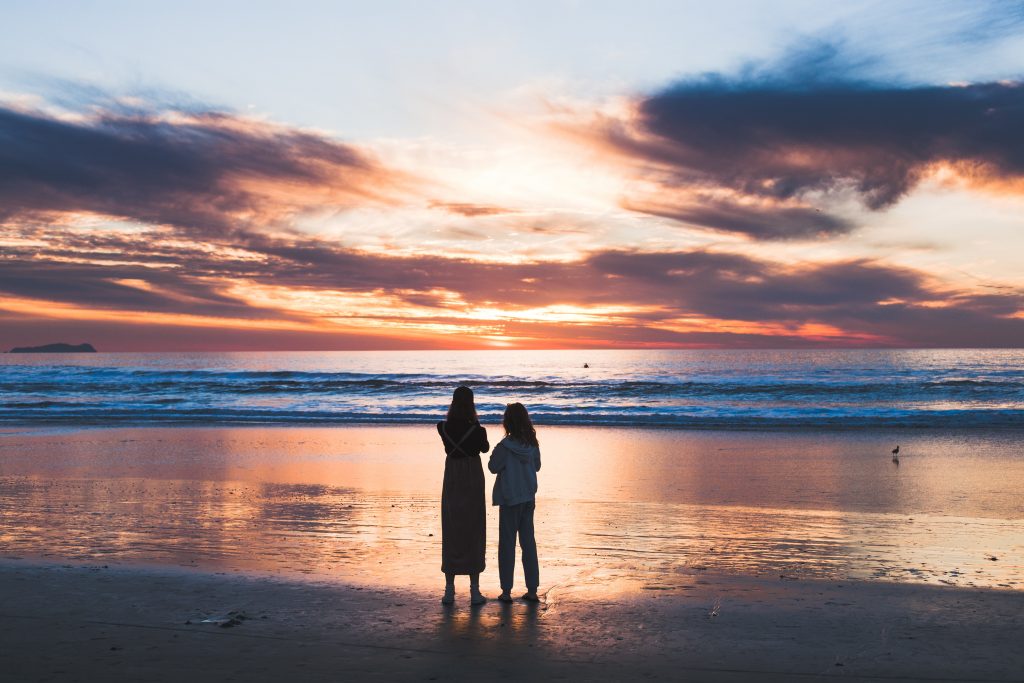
[{"xmin": 2, "ymin": 0, "xmax": 1024, "ymax": 351}]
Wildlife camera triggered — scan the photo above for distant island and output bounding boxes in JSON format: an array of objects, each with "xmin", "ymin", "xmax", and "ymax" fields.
[{"xmin": 8, "ymin": 343, "xmax": 97, "ymax": 354}]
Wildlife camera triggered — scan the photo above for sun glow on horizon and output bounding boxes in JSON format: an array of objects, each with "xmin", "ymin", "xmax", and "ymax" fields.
[{"xmin": 2, "ymin": 5, "xmax": 1024, "ymax": 351}]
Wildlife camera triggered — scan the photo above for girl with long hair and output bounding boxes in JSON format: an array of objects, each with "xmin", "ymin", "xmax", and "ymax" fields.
[
  {"xmin": 436, "ymin": 385, "xmax": 489, "ymax": 605},
  {"xmin": 487, "ymin": 402, "xmax": 541, "ymax": 603}
]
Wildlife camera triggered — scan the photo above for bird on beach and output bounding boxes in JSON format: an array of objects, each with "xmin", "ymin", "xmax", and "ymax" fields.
[{"xmin": 892, "ymin": 445, "xmax": 900, "ymax": 463}]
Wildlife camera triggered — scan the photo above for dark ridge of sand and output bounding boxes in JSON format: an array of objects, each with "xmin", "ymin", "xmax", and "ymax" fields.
[{"xmin": 1, "ymin": 560, "xmax": 1021, "ymax": 682}]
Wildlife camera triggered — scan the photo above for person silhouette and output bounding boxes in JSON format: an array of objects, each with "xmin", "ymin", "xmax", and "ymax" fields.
[
  {"xmin": 488, "ymin": 402, "xmax": 542, "ymax": 603},
  {"xmin": 437, "ymin": 386, "xmax": 489, "ymax": 605}
]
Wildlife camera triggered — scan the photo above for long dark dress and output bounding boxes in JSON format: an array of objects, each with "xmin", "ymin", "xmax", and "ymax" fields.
[{"xmin": 437, "ymin": 418, "xmax": 489, "ymax": 574}]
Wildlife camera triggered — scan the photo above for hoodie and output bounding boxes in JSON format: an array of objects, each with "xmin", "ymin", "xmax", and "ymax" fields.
[{"xmin": 487, "ymin": 436, "xmax": 542, "ymax": 506}]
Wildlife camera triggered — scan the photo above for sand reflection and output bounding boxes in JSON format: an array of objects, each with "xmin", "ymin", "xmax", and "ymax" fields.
[{"xmin": 0, "ymin": 426, "xmax": 1021, "ymax": 594}]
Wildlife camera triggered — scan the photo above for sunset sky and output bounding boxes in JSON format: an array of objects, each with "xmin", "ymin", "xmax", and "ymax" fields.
[{"xmin": 2, "ymin": 0, "xmax": 1024, "ymax": 350}]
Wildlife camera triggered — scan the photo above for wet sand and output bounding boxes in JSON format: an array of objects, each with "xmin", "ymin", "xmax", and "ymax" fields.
[
  {"xmin": 1, "ymin": 425, "xmax": 1021, "ymax": 590},
  {"xmin": 1, "ymin": 425, "xmax": 1023, "ymax": 680},
  {"xmin": 3, "ymin": 559, "xmax": 1022, "ymax": 682}
]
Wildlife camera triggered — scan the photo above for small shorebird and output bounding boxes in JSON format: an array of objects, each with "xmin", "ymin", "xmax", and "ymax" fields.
[{"xmin": 891, "ymin": 445, "xmax": 900, "ymax": 463}]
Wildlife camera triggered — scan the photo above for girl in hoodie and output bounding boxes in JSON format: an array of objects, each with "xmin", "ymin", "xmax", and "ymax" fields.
[
  {"xmin": 437, "ymin": 386, "xmax": 489, "ymax": 605},
  {"xmin": 488, "ymin": 402, "xmax": 542, "ymax": 602}
]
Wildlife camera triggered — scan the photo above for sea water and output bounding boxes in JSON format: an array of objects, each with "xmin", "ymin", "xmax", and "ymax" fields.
[{"xmin": 2, "ymin": 348, "xmax": 1023, "ymax": 428}]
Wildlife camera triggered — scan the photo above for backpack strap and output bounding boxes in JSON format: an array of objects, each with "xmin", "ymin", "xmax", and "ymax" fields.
[{"xmin": 442, "ymin": 423, "xmax": 477, "ymax": 457}]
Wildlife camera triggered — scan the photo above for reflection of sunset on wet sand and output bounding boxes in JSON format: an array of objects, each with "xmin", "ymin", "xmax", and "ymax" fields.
[
  {"xmin": 2, "ymin": 426, "xmax": 1020, "ymax": 593},
  {"xmin": 4, "ymin": 423, "xmax": 1023, "ymax": 680}
]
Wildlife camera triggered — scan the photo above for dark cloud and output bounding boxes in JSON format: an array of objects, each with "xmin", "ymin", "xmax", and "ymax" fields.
[
  {"xmin": 0, "ymin": 104, "xmax": 401, "ymax": 234},
  {"xmin": 238, "ymin": 238, "xmax": 1019, "ymax": 339},
  {"xmin": 635, "ymin": 78, "xmax": 1024, "ymax": 207},
  {"xmin": 581, "ymin": 251, "xmax": 930, "ymax": 321},
  {"xmin": 0, "ymin": 256, "xmax": 285, "ymax": 320},
  {"xmin": 259, "ymin": 241, "xmax": 1024, "ymax": 346},
  {"xmin": 621, "ymin": 196, "xmax": 853, "ymax": 240},
  {"xmin": 597, "ymin": 43, "xmax": 1024, "ymax": 238},
  {"xmin": 3, "ymin": 229, "xmax": 1023, "ymax": 347}
]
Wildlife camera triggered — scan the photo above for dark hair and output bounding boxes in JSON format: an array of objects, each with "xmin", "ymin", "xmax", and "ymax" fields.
[
  {"xmin": 446, "ymin": 385, "xmax": 478, "ymax": 422},
  {"xmin": 502, "ymin": 402, "xmax": 538, "ymax": 447}
]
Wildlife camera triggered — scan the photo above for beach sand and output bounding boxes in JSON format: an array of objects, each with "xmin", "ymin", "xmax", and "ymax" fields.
[
  {"xmin": 1, "ymin": 425, "xmax": 1022, "ymax": 680},
  {"xmin": 2, "ymin": 559, "xmax": 1022, "ymax": 682}
]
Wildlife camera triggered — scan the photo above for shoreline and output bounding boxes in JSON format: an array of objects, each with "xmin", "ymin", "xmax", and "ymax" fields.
[
  {"xmin": 6, "ymin": 420, "xmax": 1024, "ymax": 434},
  {"xmin": 5, "ymin": 418, "xmax": 1024, "ymax": 431},
  {"xmin": 2, "ymin": 558, "xmax": 1022, "ymax": 682}
]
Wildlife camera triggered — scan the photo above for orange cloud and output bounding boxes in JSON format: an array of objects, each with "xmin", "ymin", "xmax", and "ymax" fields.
[{"xmin": 0, "ymin": 103, "xmax": 416, "ymax": 236}]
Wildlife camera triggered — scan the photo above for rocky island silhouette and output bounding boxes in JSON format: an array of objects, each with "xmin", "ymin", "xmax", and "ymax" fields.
[{"xmin": 8, "ymin": 342, "xmax": 97, "ymax": 353}]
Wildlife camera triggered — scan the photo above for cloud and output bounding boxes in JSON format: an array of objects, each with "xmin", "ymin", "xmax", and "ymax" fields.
[
  {"xmin": 246, "ymin": 240, "xmax": 1024, "ymax": 346},
  {"xmin": 3, "ymin": 224, "xmax": 1023, "ymax": 348},
  {"xmin": 428, "ymin": 201, "xmax": 516, "ymax": 217},
  {"xmin": 0, "ymin": 255, "xmax": 287, "ymax": 320},
  {"xmin": 0, "ymin": 312, "xmax": 447, "ymax": 352},
  {"xmin": 580, "ymin": 42, "xmax": 1024, "ymax": 239},
  {"xmin": 620, "ymin": 195, "xmax": 853, "ymax": 240},
  {"xmin": 635, "ymin": 78, "xmax": 1024, "ymax": 207},
  {"xmin": 0, "ymin": 102, "xmax": 408, "ymax": 234},
  {"xmin": 581, "ymin": 250, "xmax": 930, "ymax": 318},
  {"xmin": 2, "ymin": 77, "xmax": 1023, "ymax": 350}
]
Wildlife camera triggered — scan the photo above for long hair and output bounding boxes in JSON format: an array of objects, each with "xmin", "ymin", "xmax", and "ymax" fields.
[
  {"xmin": 446, "ymin": 385, "xmax": 478, "ymax": 422},
  {"xmin": 502, "ymin": 402, "xmax": 538, "ymax": 447}
]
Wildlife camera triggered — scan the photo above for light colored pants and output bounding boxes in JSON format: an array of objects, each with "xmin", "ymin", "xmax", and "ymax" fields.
[{"xmin": 498, "ymin": 500, "xmax": 539, "ymax": 592}]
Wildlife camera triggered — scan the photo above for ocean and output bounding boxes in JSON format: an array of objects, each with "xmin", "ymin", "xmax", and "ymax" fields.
[
  {"xmin": 2, "ymin": 348, "xmax": 1023, "ymax": 590},
  {"xmin": 2, "ymin": 348, "xmax": 1023, "ymax": 429}
]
